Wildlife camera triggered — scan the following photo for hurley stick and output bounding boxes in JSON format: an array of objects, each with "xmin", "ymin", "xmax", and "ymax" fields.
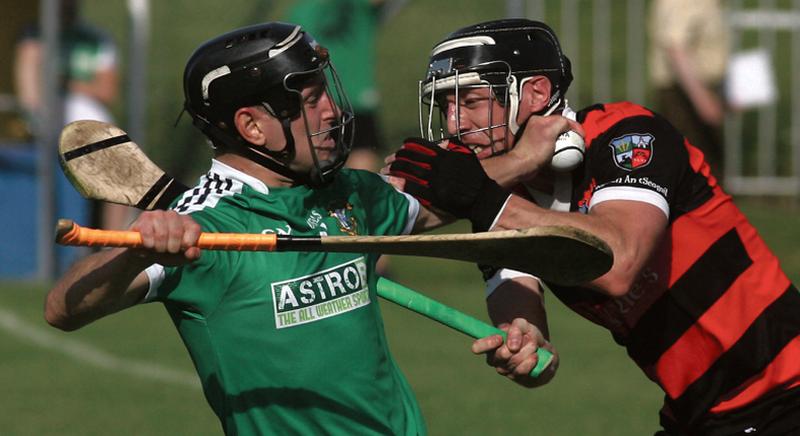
[
  {"xmin": 59, "ymin": 120, "xmax": 188, "ymax": 210},
  {"xmin": 54, "ymin": 218, "xmax": 608, "ymax": 285},
  {"xmin": 57, "ymin": 119, "xmax": 609, "ymax": 377},
  {"xmin": 377, "ymin": 278, "xmax": 554, "ymax": 377}
]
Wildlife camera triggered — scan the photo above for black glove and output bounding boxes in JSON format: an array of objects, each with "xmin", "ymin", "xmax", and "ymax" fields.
[{"xmin": 389, "ymin": 137, "xmax": 510, "ymax": 232}]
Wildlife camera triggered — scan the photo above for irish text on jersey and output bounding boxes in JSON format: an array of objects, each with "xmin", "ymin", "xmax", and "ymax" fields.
[{"xmin": 270, "ymin": 257, "xmax": 370, "ymax": 328}]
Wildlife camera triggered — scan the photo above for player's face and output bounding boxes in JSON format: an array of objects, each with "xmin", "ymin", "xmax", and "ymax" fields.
[
  {"xmin": 260, "ymin": 82, "xmax": 339, "ymax": 174},
  {"xmin": 291, "ymin": 82, "xmax": 339, "ymax": 169},
  {"xmin": 442, "ymin": 87, "xmax": 514, "ymax": 159}
]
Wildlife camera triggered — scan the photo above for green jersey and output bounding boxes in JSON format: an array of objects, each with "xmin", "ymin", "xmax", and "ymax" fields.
[{"xmin": 144, "ymin": 160, "xmax": 425, "ymax": 435}]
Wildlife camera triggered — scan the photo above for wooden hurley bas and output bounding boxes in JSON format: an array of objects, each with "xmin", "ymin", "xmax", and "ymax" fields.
[{"xmin": 55, "ymin": 219, "xmax": 611, "ymax": 287}]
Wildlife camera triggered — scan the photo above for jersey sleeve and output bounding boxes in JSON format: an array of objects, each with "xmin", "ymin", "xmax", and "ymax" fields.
[
  {"xmin": 584, "ymin": 112, "xmax": 689, "ymax": 219},
  {"xmin": 484, "ymin": 268, "xmax": 542, "ymax": 298},
  {"xmin": 355, "ymin": 171, "xmax": 420, "ymax": 236},
  {"xmin": 140, "ymin": 210, "xmax": 237, "ymax": 315}
]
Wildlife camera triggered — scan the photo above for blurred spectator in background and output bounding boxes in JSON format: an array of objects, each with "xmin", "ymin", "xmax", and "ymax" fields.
[
  {"xmin": 649, "ymin": 0, "xmax": 730, "ymax": 177},
  {"xmin": 287, "ymin": 0, "xmax": 386, "ymax": 170},
  {"xmin": 14, "ymin": 0, "xmax": 133, "ymax": 229},
  {"xmin": 287, "ymin": 0, "xmax": 393, "ymax": 275}
]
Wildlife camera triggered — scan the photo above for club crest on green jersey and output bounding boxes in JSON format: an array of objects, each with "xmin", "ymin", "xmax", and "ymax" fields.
[
  {"xmin": 328, "ymin": 201, "xmax": 358, "ymax": 235},
  {"xmin": 609, "ymin": 134, "xmax": 654, "ymax": 171}
]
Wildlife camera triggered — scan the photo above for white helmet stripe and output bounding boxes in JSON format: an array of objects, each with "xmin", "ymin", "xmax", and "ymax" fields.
[
  {"xmin": 201, "ymin": 66, "xmax": 231, "ymax": 102},
  {"xmin": 421, "ymin": 72, "xmax": 482, "ymax": 95},
  {"xmin": 431, "ymin": 36, "xmax": 495, "ymax": 56},
  {"xmin": 268, "ymin": 25, "xmax": 303, "ymax": 58}
]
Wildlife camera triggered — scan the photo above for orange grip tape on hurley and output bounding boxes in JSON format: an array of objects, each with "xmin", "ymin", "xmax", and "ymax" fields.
[{"xmin": 55, "ymin": 219, "xmax": 279, "ymax": 251}]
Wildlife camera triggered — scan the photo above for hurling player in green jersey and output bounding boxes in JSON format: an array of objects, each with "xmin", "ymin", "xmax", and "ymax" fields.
[{"xmin": 45, "ymin": 22, "xmax": 454, "ymax": 435}]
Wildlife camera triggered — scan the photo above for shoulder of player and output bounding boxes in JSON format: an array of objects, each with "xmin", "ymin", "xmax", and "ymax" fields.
[
  {"xmin": 334, "ymin": 168, "xmax": 391, "ymax": 190},
  {"xmin": 579, "ymin": 102, "xmax": 682, "ymax": 151},
  {"xmin": 169, "ymin": 170, "xmax": 254, "ymax": 224},
  {"xmin": 578, "ymin": 102, "xmax": 656, "ymax": 135}
]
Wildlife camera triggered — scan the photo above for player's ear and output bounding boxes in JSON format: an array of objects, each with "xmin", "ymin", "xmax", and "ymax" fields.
[
  {"xmin": 234, "ymin": 106, "xmax": 268, "ymax": 146},
  {"xmin": 520, "ymin": 76, "xmax": 552, "ymax": 114}
]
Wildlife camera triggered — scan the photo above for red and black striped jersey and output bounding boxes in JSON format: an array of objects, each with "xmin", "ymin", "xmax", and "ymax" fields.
[{"xmin": 544, "ymin": 102, "xmax": 800, "ymax": 434}]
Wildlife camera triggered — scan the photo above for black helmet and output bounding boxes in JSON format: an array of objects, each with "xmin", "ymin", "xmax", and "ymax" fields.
[
  {"xmin": 183, "ymin": 22, "xmax": 354, "ymax": 185},
  {"xmin": 419, "ymin": 19, "xmax": 572, "ymax": 142}
]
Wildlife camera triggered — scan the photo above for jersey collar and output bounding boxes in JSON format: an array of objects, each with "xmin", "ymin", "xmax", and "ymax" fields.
[
  {"xmin": 210, "ymin": 159, "xmax": 270, "ymax": 195},
  {"xmin": 561, "ymin": 101, "xmax": 577, "ymax": 121}
]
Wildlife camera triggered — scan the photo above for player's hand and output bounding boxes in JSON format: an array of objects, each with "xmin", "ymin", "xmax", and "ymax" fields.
[
  {"xmin": 382, "ymin": 140, "xmax": 480, "ymax": 192},
  {"xmin": 386, "ymin": 137, "xmax": 511, "ymax": 231},
  {"xmin": 472, "ymin": 318, "xmax": 558, "ymax": 387},
  {"xmin": 511, "ymin": 115, "xmax": 585, "ymax": 177},
  {"xmin": 129, "ymin": 210, "xmax": 202, "ymax": 266}
]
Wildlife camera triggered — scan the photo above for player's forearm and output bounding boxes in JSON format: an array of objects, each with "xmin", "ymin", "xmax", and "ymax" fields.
[
  {"xmin": 486, "ymin": 278, "xmax": 559, "ymax": 387},
  {"xmin": 45, "ymin": 248, "xmax": 150, "ymax": 331},
  {"xmin": 411, "ymin": 204, "xmax": 454, "ymax": 233},
  {"xmin": 486, "ymin": 277, "xmax": 550, "ymax": 338},
  {"xmin": 493, "ymin": 194, "xmax": 602, "ymax": 238},
  {"xmin": 483, "ymin": 115, "xmax": 585, "ymax": 188},
  {"xmin": 481, "ymin": 151, "xmax": 541, "ymax": 188},
  {"xmin": 493, "ymin": 195, "xmax": 662, "ymax": 297}
]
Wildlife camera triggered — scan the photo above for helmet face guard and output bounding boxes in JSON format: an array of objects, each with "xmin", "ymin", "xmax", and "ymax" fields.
[
  {"xmin": 419, "ymin": 60, "xmax": 518, "ymax": 154},
  {"xmin": 283, "ymin": 59, "xmax": 354, "ymax": 184},
  {"xmin": 419, "ymin": 19, "xmax": 572, "ymax": 154}
]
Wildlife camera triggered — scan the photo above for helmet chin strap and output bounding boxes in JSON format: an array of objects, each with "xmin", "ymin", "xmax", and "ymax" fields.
[
  {"xmin": 192, "ymin": 115, "xmax": 324, "ymax": 186},
  {"xmin": 510, "ymin": 98, "xmax": 565, "ymax": 147},
  {"xmin": 507, "ymin": 76, "xmax": 563, "ymax": 136},
  {"xmin": 507, "ymin": 76, "xmax": 524, "ymax": 136},
  {"xmin": 243, "ymin": 118, "xmax": 339, "ymax": 187},
  {"xmin": 308, "ymin": 157, "xmax": 344, "ymax": 186},
  {"xmin": 246, "ymin": 116, "xmax": 342, "ymax": 188},
  {"xmin": 243, "ymin": 117, "xmax": 314, "ymax": 185}
]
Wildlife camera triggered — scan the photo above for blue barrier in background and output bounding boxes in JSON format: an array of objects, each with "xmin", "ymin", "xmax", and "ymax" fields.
[{"xmin": 0, "ymin": 144, "xmax": 90, "ymax": 279}]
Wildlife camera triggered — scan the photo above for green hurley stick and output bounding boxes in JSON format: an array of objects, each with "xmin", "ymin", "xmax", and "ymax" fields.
[{"xmin": 377, "ymin": 277, "xmax": 554, "ymax": 378}]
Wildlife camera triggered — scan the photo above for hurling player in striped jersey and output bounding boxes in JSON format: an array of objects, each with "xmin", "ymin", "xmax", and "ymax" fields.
[{"xmin": 386, "ymin": 18, "xmax": 800, "ymax": 435}]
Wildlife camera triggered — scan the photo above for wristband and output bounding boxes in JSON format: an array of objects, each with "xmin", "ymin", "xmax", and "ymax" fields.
[{"xmin": 485, "ymin": 268, "xmax": 542, "ymax": 298}]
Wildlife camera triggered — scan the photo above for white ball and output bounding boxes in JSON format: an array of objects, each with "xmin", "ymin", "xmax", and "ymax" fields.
[{"xmin": 550, "ymin": 130, "xmax": 585, "ymax": 172}]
